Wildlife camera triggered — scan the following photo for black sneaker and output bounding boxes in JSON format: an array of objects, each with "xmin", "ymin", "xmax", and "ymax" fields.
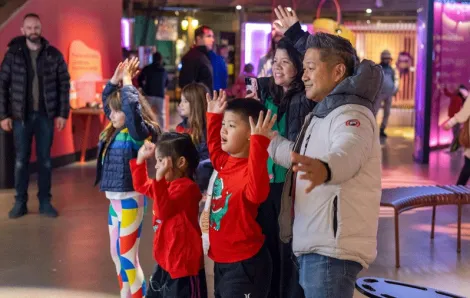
[
  {"xmin": 9, "ymin": 203, "xmax": 28, "ymax": 219},
  {"xmin": 380, "ymin": 128, "xmax": 388, "ymax": 138},
  {"xmin": 39, "ymin": 203, "xmax": 59, "ymax": 218}
]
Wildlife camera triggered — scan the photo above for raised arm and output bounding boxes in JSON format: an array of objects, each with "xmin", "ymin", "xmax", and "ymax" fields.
[
  {"xmin": 206, "ymin": 90, "xmax": 229, "ymax": 170},
  {"xmin": 274, "ymin": 6, "xmax": 311, "ymax": 55}
]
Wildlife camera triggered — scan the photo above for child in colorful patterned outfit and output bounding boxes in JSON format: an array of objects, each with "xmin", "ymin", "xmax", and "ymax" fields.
[
  {"xmin": 205, "ymin": 91, "xmax": 276, "ymax": 298},
  {"xmin": 176, "ymin": 83, "xmax": 213, "ymax": 192},
  {"xmin": 95, "ymin": 58, "xmax": 161, "ymax": 298},
  {"xmin": 130, "ymin": 133, "xmax": 207, "ymax": 298}
]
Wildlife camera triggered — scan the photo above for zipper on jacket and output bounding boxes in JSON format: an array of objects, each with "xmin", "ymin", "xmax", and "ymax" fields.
[{"xmin": 333, "ymin": 196, "xmax": 338, "ymax": 238}]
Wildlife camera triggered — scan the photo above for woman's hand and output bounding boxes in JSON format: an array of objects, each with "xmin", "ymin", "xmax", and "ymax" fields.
[
  {"xmin": 206, "ymin": 90, "xmax": 227, "ymax": 114},
  {"xmin": 273, "ymin": 6, "xmax": 300, "ymax": 35},
  {"xmin": 245, "ymin": 91, "xmax": 260, "ymax": 101},
  {"xmin": 249, "ymin": 110, "xmax": 277, "ymax": 138},
  {"xmin": 137, "ymin": 141, "xmax": 156, "ymax": 165}
]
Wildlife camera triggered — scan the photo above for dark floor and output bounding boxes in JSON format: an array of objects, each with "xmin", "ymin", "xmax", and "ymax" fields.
[{"xmin": 1, "ymin": 124, "xmax": 470, "ymax": 297}]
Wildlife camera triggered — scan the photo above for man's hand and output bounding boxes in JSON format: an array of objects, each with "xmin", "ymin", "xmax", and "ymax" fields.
[
  {"xmin": 55, "ymin": 117, "xmax": 67, "ymax": 131},
  {"xmin": 137, "ymin": 141, "xmax": 156, "ymax": 165},
  {"xmin": 273, "ymin": 6, "xmax": 300, "ymax": 35},
  {"xmin": 249, "ymin": 110, "xmax": 277, "ymax": 138},
  {"xmin": 0, "ymin": 118, "xmax": 12, "ymax": 132},
  {"xmin": 156, "ymin": 156, "xmax": 172, "ymax": 182},
  {"xmin": 291, "ymin": 152, "xmax": 328, "ymax": 194},
  {"xmin": 206, "ymin": 89, "xmax": 227, "ymax": 114}
]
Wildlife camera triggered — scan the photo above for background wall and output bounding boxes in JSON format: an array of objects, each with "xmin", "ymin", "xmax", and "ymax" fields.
[{"xmin": 0, "ymin": 0, "xmax": 122, "ymax": 162}]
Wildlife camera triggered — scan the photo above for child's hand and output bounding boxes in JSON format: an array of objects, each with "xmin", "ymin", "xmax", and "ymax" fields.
[
  {"xmin": 156, "ymin": 157, "xmax": 173, "ymax": 182},
  {"xmin": 249, "ymin": 110, "xmax": 277, "ymax": 138},
  {"xmin": 123, "ymin": 57, "xmax": 140, "ymax": 86},
  {"xmin": 137, "ymin": 141, "xmax": 156, "ymax": 165},
  {"xmin": 110, "ymin": 61, "xmax": 126, "ymax": 85},
  {"xmin": 206, "ymin": 90, "xmax": 227, "ymax": 114}
]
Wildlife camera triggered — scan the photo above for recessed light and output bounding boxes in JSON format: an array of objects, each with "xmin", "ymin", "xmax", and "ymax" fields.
[
  {"xmin": 236, "ymin": 5, "xmax": 242, "ymax": 10},
  {"xmin": 366, "ymin": 8, "xmax": 372, "ymax": 14},
  {"xmin": 287, "ymin": 7, "xmax": 292, "ymax": 12}
]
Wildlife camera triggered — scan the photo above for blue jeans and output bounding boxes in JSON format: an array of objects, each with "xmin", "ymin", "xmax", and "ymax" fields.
[
  {"xmin": 13, "ymin": 112, "xmax": 54, "ymax": 204},
  {"xmin": 297, "ymin": 253, "xmax": 362, "ymax": 298}
]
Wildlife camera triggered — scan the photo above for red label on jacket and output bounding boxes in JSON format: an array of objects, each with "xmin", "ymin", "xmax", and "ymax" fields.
[{"xmin": 346, "ymin": 119, "xmax": 361, "ymax": 127}]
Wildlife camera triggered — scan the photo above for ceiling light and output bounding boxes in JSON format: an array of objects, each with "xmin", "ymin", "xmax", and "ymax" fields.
[
  {"xmin": 236, "ymin": 5, "xmax": 242, "ymax": 10},
  {"xmin": 191, "ymin": 19, "xmax": 199, "ymax": 28},
  {"xmin": 366, "ymin": 8, "xmax": 372, "ymax": 14},
  {"xmin": 181, "ymin": 19, "xmax": 189, "ymax": 30},
  {"xmin": 287, "ymin": 7, "xmax": 292, "ymax": 12}
]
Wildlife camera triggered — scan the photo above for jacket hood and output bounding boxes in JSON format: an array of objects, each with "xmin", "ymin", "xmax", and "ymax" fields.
[
  {"xmin": 8, "ymin": 36, "xmax": 50, "ymax": 48},
  {"xmin": 313, "ymin": 59, "xmax": 383, "ymax": 118}
]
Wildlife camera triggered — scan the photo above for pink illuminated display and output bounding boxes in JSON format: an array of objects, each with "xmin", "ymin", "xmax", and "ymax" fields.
[
  {"xmin": 244, "ymin": 23, "xmax": 310, "ymax": 73},
  {"xmin": 121, "ymin": 19, "xmax": 130, "ymax": 49}
]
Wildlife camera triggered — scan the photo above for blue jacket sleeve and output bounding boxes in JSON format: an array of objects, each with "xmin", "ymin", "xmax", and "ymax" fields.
[
  {"xmin": 284, "ymin": 22, "xmax": 311, "ymax": 55},
  {"xmin": 102, "ymin": 81, "xmax": 119, "ymax": 119},
  {"xmin": 121, "ymin": 85, "xmax": 151, "ymax": 141}
]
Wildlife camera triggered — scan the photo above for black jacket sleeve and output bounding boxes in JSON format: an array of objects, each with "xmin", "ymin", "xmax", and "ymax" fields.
[
  {"xmin": 56, "ymin": 52, "xmax": 71, "ymax": 118},
  {"xmin": 0, "ymin": 49, "xmax": 13, "ymax": 120},
  {"xmin": 179, "ymin": 55, "xmax": 195, "ymax": 89},
  {"xmin": 284, "ymin": 22, "xmax": 312, "ymax": 55}
]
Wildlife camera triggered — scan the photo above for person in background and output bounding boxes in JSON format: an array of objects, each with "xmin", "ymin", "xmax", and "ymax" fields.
[
  {"xmin": 209, "ymin": 45, "xmax": 228, "ymax": 91},
  {"xmin": 138, "ymin": 51, "xmax": 168, "ymax": 127},
  {"xmin": 373, "ymin": 49, "xmax": 399, "ymax": 138},
  {"xmin": 230, "ymin": 63, "xmax": 256, "ymax": 99},
  {"xmin": 444, "ymin": 88, "xmax": 470, "ymax": 185},
  {"xmin": 258, "ymin": 27, "xmax": 283, "ymax": 78},
  {"xmin": 176, "ymin": 83, "xmax": 213, "ymax": 193},
  {"xmin": 179, "ymin": 25, "xmax": 215, "ymax": 91},
  {"xmin": 444, "ymin": 84, "xmax": 468, "ymax": 142},
  {"xmin": 0, "ymin": 13, "xmax": 70, "ymax": 219},
  {"xmin": 218, "ymin": 44, "xmax": 230, "ymax": 63}
]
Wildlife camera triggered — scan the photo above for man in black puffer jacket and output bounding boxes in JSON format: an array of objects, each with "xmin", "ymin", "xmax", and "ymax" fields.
[{"xmin": 0, "ymin": 13, "xmax": 70, "ymax": 219}]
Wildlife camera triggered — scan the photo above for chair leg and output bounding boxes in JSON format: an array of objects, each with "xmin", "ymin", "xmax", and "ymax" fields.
[
  {"xmin": 394, "ymin": 210, "xmax": 400, "ymax": 268},
  {"xmin": 431, "ymin": 205, "xmax": 436, "ymax": 239},
  {"xmin": 458, "ymin": 203, "xmax": 462, "ymax": 253}
]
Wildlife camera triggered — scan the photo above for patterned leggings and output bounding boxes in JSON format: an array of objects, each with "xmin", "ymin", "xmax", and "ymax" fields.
[{"xmin": 108, "ymin": 196, "xmax": 146, "ymax": 298}]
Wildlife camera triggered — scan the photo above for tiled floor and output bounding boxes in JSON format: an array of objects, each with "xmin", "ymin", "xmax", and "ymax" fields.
[{"xmin": 1, "ymin": 123, "xmax": 470, "ymax": 297}]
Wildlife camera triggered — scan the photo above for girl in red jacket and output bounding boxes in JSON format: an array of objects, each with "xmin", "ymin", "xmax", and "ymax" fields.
[{"xmin": 130, "ymin": 133, "xmax": 207, "ymax": 298}]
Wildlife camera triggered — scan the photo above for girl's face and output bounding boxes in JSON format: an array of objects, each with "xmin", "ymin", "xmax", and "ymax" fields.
[
  {"xmin": 154, "ymin": 148, "xmax": 187, "ymax": 182},
  {"xmin": 179, "ymin": 95, "xmax": 191, "ymax": 118},
  {"xmin": 110, "ymin": 107, "xmax": 126, "ymax": 128},
  {"xmin": 273, "ymin": 49, "xmax": 297, "ymax": 89}
]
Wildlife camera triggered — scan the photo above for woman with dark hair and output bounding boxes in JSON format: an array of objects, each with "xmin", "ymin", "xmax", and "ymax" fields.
[{"xmin": 248, "ymin": 37, "xmax": 315, "ymax": 298}]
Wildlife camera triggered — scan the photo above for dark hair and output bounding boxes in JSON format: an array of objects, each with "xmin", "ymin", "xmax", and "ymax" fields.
[
  {"xmin": 24, "ymin": 13, "xmax": 40, "ymax": 21},
  {"xmin": 269, "ymin": 38, "xmax": 305, "ymax": 109},
  {"xmin": 152, "ymin": 52, "xmax": 163, "ymax": 64},
  {"xmin": 195, "ymin": 25, "xmax": 212, "ymax": 39},
  {"xmin": 226, "ymin": 98, "xmax": 267, "ymax": 124},
  {"xmin": 306, "ymin": 32, "xmax": 357, "ymax": 77},
  {"xmin": 156, "ymin": 132, "xmax": 200, "ymax": 180},
  {"xmin": 244, "ymin": 63, "xmax": 254, "ymax": 73}
]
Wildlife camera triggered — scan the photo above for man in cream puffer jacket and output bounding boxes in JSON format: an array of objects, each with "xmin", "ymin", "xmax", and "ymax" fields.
[{"xmin": 270, "ymin": 7, "xmax": 383, "ymax": 298}]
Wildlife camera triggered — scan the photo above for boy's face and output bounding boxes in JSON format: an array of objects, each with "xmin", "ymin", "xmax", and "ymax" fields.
[{"xmin": 220, "ymin": 111, "xmax": 251, "ymax": 158}]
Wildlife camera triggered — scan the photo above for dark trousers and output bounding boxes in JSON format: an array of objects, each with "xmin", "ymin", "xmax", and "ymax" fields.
[
  {"xmin": 146, "ymin": 265, "xmax": 207, "ymax": 298},
  {"xmin": 12, "ymin": 112, "xmax": 54, "ymax": 204},
  {"xmin": 457, "ymin": 156, "xmax": 470, "ymax": 185},
  {"xmin": 214, "ymin": 245, "xmax": 272, "ymax": 298},
  {"xmin": 257, "ymin": 183, "xmax": 305, "ymax": 298}
]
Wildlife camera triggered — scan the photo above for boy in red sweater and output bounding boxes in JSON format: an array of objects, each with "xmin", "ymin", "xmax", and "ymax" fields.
[
  {"xmin": 205, "ymin": 91, "xmax": 276, "ymax": 297},
  {"xmin": 129, "ymin": 133, "xmax": 207, "ymax": 298}
]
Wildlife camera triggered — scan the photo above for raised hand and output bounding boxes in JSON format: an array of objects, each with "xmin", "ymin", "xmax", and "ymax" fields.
[
  {"xmin": 206, "ymin": 89, "xmax": 227, "ymax": 114},
  {"xmin": 249, "ymin": 110, "xmax": 277, "ymax": 138},
  {"xmin": 273, "ymin": 5, "xmax": 300, "ymax": 35},
  {"xmin": 291, "ymin": 152, "xmax": 328, "ymax": 193},
  {"xmin": 126, "ymin": 57, "xmax": 140, "ymax": 79},
  {"xmin": 156, "ymin": 156, "xmax": 173, "ymax": 182},
  {"xmin": 137, "ymin": 141, "xmax": 156, "ymax": 165},
  {"xmin": 110, "ymin": 61, "xmax": 126, "ymax": 85}
]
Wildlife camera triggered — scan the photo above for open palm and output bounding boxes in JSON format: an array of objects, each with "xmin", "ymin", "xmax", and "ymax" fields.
[
  {"xmin": 273, "ymin": 6, "xmax": 300, "ymax": 35},
  {"xmin": 249, "ymin": 110, "xmax": 277, "ymax": 138},
  {"xmin": 206, "ymin": 90, "xmax": 227, "ymax": 114}
]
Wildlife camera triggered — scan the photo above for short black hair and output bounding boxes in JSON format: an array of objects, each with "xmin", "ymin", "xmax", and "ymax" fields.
[
  {"xmin": 195, "ymin": 25, "xmax": 212, "ymax": 39},
  {"xmin": 225, "ymin": 98, "xmax": 267, "ymax": 124},
  {"xmin": 306, "ymin": 32, "xmax": 357, "ymax": 77},
  {"xmin": 156, "ymin": 132, "xmax": 200, "ymax": 180},
  {"xmin": 152, "ymin": 52, "xmax": 163, "ymax": 64},
  {"xmin": 24, "ymin": 13, "xmax": 40, "ymax": 21}
]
